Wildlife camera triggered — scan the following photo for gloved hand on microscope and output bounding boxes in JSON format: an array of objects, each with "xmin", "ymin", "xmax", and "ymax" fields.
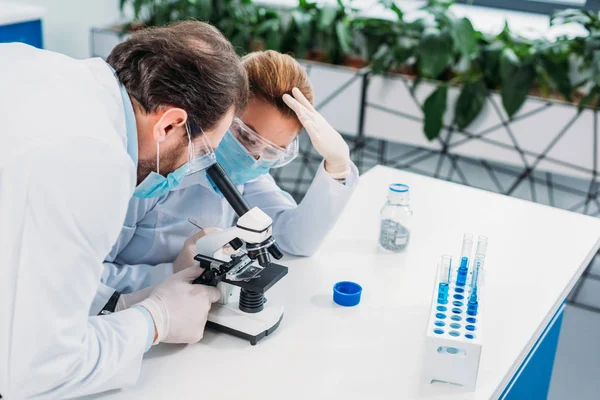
[{"xmin": 116, "ymin": 265, "xmax": 221, "ymax": 344}]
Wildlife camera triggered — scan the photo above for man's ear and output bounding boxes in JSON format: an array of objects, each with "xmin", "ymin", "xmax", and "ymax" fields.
[{"xmin": 152, "ymin": 108, "xmax": 188, "ymax": 143}]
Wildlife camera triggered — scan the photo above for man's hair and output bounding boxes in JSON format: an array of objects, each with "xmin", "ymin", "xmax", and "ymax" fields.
[
  {"xmin": 107, "ymin": 21, "xmax": 248, "ymax": 138},
  {"xmin": 242, "ymin": 51, "xmax": 313, "ymax": 130}
]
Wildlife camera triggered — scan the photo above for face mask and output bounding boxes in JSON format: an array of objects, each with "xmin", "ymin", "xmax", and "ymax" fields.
[
  {"xmin": 134, "ymin": 142, "xmax": 188, "ymax": 199},
  {"xmin": 134, "ymin": 122, "xmax": 216, "ymax": 198},
  {"xmin": 215, "ymin": 131, "xmax": 277, "ymax": 186}
]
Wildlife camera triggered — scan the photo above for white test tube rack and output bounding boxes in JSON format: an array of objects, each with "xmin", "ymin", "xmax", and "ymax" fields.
[{"xmin": 422, "ymin": 238, "xmax": 484, "ymax": 391}]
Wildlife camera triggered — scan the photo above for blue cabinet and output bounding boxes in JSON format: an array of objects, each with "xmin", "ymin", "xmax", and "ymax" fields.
[{"xmin": 0, "ymin": 19, "xmax": 43, "ymax": 48}]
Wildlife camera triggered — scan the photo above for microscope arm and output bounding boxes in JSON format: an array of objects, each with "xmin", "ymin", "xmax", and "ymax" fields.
[{"xmin": 207, "ymin": 163, "xmax": 283, "ymax": 260}]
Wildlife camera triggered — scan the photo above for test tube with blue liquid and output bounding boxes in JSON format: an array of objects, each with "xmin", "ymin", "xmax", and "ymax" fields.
[
  {"xmin": 437, "ymin": 255, "xmax": 452, "ymax": 304},
  {"xmin": 456, "ymin": 234, "xmax": 473, "ymax": 287},
  {"xmin": 467, "ymin": 235, "xmax": 488, "ymax": 316}
]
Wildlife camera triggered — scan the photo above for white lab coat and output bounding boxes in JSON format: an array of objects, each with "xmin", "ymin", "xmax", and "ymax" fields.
[
  {"xmin": 92, "ymin": 160, "xmax": 359, "ymax": 314},
  {"xmin": 0, "ymin": 44, "xmax": 151, "ymax": 399}
]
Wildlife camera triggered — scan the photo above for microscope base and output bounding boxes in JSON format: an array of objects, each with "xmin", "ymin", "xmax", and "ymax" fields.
[{"xmin": 207, "ymin": 299, "xmax": 284, "ymax": 345}]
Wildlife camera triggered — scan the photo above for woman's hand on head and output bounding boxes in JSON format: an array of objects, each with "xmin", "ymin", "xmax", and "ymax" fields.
[{"xmin": 283, "ymin": 88, "xmax": 350, "ymax": 179}]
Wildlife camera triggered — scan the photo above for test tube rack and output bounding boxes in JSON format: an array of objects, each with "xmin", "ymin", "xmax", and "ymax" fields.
[{"xmin": 422, "ymin": 237, "xmax": 484, "ymax": 391}]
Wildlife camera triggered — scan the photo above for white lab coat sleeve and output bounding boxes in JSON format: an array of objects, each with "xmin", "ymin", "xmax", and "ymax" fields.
[
  {"xmin": 0, "ymin": 138, "xmax": 151, "ymax": 399},
  {"xmin": 243, "ymin": 161, "xmax": 359, "ymax": 256}
]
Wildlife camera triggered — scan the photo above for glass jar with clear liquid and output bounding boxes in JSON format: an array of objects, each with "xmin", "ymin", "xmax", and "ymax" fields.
[{"xmin": 379, "ymin": 184, "xmax": 413, "ymax": 252}]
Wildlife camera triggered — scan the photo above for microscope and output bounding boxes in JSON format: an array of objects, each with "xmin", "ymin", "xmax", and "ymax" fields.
[{"xmin": 191, "ymin": 163, "xmax": 288, "ymax": 345}]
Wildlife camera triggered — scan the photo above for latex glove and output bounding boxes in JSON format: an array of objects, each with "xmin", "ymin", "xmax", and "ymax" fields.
[
  {"xmin": 173, "ymin": 227, "xmax": 222, "ymax": 274},
  {"xmin": 137, "ymin": 266, "xmax": 221, "ymax": 344},
  {"xmin": 283, "ymin": 87, "xmax": 351, "ymax": 179},
  {"xmin": 115, "ymin": 285, "xmax": 154, "ymax": 312}
]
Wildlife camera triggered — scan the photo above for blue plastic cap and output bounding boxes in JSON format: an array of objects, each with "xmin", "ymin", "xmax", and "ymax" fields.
[
  {"xmin": 333, "ymin": 281, "xmax": 362, "ymax": 307},
  {"xmin": 389, "ymin": 183, "xmax": 409, "ymax": 193}
]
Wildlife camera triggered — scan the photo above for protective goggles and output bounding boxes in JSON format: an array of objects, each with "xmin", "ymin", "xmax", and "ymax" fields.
[
  {"xmin": 229, "ymin": 117, "xmax": 299, "ymax": 168},
  {"xmin": 185, "ymin": 120, "xmax": 216, "ymax": 175}
]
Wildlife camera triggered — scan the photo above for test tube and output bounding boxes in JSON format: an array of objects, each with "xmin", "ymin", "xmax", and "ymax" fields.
[
  {"xmin": 437, "ymin": 255, "xmax": 452, "ymax": 304},
  {"xmin": 460, "ymin": 233, "xmax": 474, "ymax": 260},
  {"xmin": 456, "ymin": 234, "xmax": 473, "ymax": 286},
  {"xmin": 470, "ymin": 235, "xmax": 487, "ymax": 292},
  {"xmin": 467, "ymin": 235, "xmax": 488, "ymax": 316},
  {"xmin": 467, "ymin": 259, "xmax": 482, "ymax": 316},
  {"xmin": 475, "ymin": 235, "xmax": 488, "ymax": 258}
]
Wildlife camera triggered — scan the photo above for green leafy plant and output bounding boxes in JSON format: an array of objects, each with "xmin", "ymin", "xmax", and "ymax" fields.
[
  {"xmin": 280, "ymin": 0, "xmax": 319, "ymax": 59},
  {"xmin": 118, "ymin": 0, "xmax": 599, "ymax": 141},
  {"xmin": 366, "ymin": 0, "xmax": 580, "ymax": 139},
  {"xmin": 120, "ymin": 0, "xmax": 213, "ymax": 29},
  {"xmin": 311, "ymin": 0, "xmax": 357, "ymax": 64},
  {"xmin": 213, "ymin": 0, "xmax": 259, "ymax": 54},
  {"xmin": 551, "ymin": 9, "xmax": 600, "ymax": 110}
]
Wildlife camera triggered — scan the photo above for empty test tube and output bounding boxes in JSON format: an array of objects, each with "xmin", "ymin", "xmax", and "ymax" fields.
[
  {"xmin": 470, "ymin": 235, "xmax": 487, "ymax": 291},
  {"xmin": 475, "ymin": 235, "xmax": 488, "ymax": 258},
  {"xmin": 467, "ymin": 235, "xmax": 488, "ymax": 316},
  {"xmin": 437, "ymin": 255, "xmax": 452, "ymax": 304},
  {"xmin": 456, "ymin": 234, "xmax": 473, "ymax": 286}
]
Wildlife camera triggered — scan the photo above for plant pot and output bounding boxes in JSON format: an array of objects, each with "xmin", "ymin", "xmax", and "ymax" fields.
[{"xmin": 365, "ymin": 73, "xmax": 599, "ymax": 181}]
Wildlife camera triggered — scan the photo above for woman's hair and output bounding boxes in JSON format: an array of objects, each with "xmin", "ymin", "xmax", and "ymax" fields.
[{"xmin": 242, "ymin": 50, "xmax": 313, "ymax": 130}]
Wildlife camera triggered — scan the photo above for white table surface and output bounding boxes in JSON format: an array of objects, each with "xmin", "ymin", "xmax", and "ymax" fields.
[
  {"xmin": 91, "ymin": 165, "xmax": 600, "ymax": 400},
  {"xmin": 0, "ymin": 1, "xmax": 45, "ymax": 26}
]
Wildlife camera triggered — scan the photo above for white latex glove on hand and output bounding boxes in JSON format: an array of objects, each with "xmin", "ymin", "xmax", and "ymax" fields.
[
  {"xmin": 137, "ymin": 266, "xmax": 221, "ymax": 344},
  {"xmin": 115, "ymin": 286, "xmax": 154, "ymax": 312},
  {"xmin": 173, "ymin": 227, "xmax": 222, "ymax": 274},
  {"xmin": 283, "ymin": 87, "xmax": 351, "ymax": 179}
]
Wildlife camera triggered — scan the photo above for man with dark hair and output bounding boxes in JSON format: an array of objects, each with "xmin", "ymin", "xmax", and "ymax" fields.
[{"xmin": 0, "ymin": 21, "xmax": 248, "ymax": 399}]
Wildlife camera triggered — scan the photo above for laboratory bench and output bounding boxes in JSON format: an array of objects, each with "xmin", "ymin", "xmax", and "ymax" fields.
[{"xmin": 86, "ymin": 165, "xmax": 600, "ymax": 400}]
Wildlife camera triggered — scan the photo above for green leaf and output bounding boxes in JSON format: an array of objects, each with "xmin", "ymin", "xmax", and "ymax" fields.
[
  {"xmin": 133, "ymin": 0, "xmax": 144, "ymax": 20},
  {"xmin": 380, "ymin": 0, "xmax": 403, "ymax": 20},
  {"xmin": 319, "ymin": 7, "xmax": 337, "ymax": 30},
  {"xmin": 265, "ymin": 31, "xmax": 281, "ymax": 51},
  {"xmin": 538, "ymin": 53, "xmax": 572, "ymax": 102},
  {"xmin": 481, "ymin": 41, "xmax": 503, "ymax": 88},
  {"xmin": 195, "ymin": 0, "xmax": 212, "ymax": 20},
  {"xmin": 455, "ymin": 79, "xmax": 487, "ymax": 130},
  {"xmin": 418, "ymin": 27, "xmax": 453, "ymax": 79},
  {"xmin": 496, "ymin": 20, "xmax": 513, "ymax": 44},
  {"xmin": 551, "ymin": 9, "xmax": 593, "ymax": 30},
  {"xmin": 231, "ymin": 31, "xmax": 249, "ymax": 54},
  {"xmin": 500, "ymin": 48, "xmax": 534, "ymax": 118},
  {"xmin": 371, "ymin": 45, "xmax": 394, "ymax": 74},
  {"xmin": 393, "ymin": 44, "xmax": 413, "ymax": 65},
  {"xmin": 390, "ymin": 3, "xmax": 403, "ymax": 20},
  {"xmin": 335, "ymin": 21, "xmax": 352, "ymax": 55},
  {"xmin": 119, "ymin": 0, "xmax": 127, "ymax": 12},
  {"xmin": 423, "ymin": 84, "xmax": 448, "ymax": 141},
  {"xmin": 592, "ymin": 50, "xmax": 600, "ymax": 86},
  {"xmin": 452, "ymin": 17, "xmax": 477, "ymax": 58}
]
